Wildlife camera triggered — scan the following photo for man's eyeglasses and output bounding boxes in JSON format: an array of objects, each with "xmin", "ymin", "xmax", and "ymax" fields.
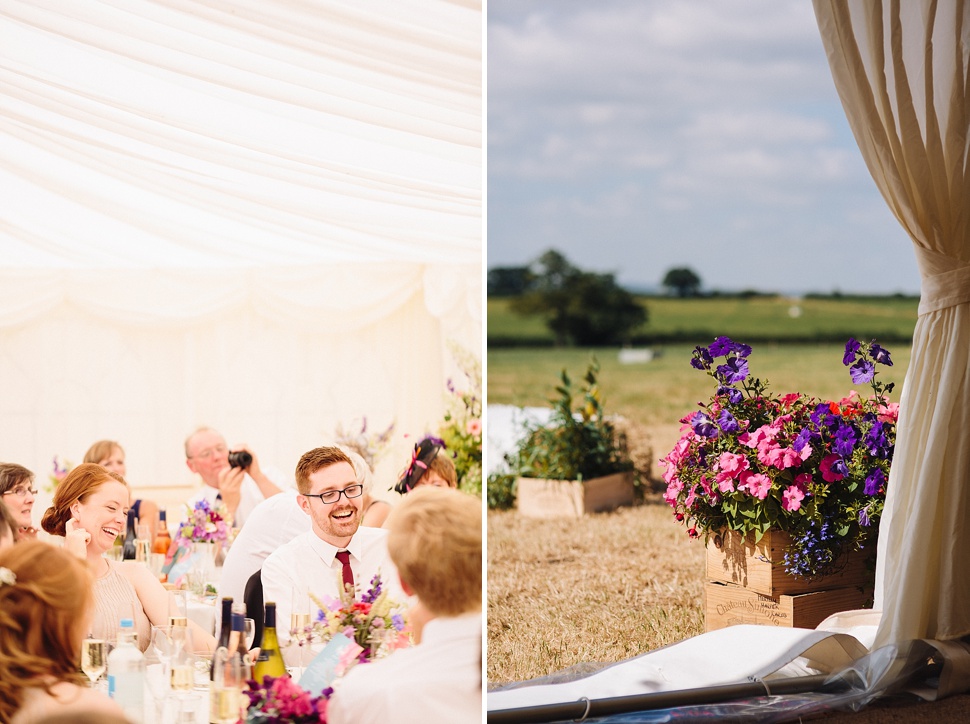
[
  {"xmin": 2, "ymin": 487, "xmax": 38, "ymax": 498},
  {"xmin": 303, "ymin": 484, "xmax": 364, "ymax": 505},
  {"xmin": 190, "ymin": 445, "xmax": 228, "ymax": 461}
]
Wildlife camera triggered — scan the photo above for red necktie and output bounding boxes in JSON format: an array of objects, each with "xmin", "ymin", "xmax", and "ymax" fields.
[{"xmin": 335, "ymin": 550, "xmax": 355, "ymax": 594}]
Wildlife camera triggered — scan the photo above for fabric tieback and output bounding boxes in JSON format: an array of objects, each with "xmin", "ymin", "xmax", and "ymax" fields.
[{"xmin": 336, "ymin": 550, "xmax": 355, "ymax": 593}]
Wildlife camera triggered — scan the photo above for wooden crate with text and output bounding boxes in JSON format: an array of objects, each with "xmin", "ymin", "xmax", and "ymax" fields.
[{"xmin": 705, "ymin": 580, "xmax": 872, "ymax": 631}]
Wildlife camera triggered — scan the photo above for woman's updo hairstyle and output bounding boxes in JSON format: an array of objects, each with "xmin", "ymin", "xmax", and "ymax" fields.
[{"xmin": 41, "ymin": 463, "xmax": 128, "ymax": 537}]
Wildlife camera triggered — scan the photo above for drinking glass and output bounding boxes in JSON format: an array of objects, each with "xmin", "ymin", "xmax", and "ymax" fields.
[
  {"xmin": 244, "ymin": 618, "xmax": 256, "ymax": 650},
  {"xmin": 81, "ymin": 637, "xmax": 106, "ymax": 688}
]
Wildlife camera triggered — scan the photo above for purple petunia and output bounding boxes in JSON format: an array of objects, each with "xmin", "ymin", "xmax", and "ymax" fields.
[
  {"xmin": 869, "ymin": 343, "xmax": 893, "ymax": 366},
  {"xmin": 709, "ymin": 336, "xmax": 735, "ymax": 357},
  {"xmin": 850, "ymin": 358, "xmax": 876, "ymax": 384},
  {"xmin": 843, "ymin": 338, "xmax": 861, "ymax": 365},
  {"xmin": 864, "ymin": 467, "xmax": 886, "ymax": 496},
  {"xmin": 716, "ymin": 357, "xmax": 749, "ymax": 385},
  {"xmin": 691, "ymin": 412, "xmax": 718, "ymax": 438},
  {"xmin": 717, "ymin": 409, "xmax": 739, "ymax": 433}
]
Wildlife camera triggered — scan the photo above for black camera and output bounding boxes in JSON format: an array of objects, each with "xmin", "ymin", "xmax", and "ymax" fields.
[{"xmin": 228, "ymin": 450, "xmax": 253, "ymax": 469}]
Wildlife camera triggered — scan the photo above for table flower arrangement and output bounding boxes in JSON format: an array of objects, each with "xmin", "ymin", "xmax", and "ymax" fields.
[
  {"xmin": 175, "ymin": 498, "xmax": 231, "ymax": 546},
  {"xmin": 661, "ymin": 336, "xmax": 898, "ymax": 579},
  {"xmin": 438, "ymin": 341, "xmax": 482, "ymax": 495},
  {"xmin": 333, "ymin": 417, "xmax": 395, "ymax": 469},
  {"xmin": 293, "ymin": 572, "xmax": 410, "ymax": 667},
  {"xmin": 45, "ymin": 455, "xmax": 72, "ymax": 493},
  {"xmin": 244, "ymin": 674, "xmax": 330, "ymax": 723}
]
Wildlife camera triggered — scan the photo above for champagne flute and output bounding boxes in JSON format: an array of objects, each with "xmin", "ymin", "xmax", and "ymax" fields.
[
  {"xmin": 81, "ymin": 637, "xmax": 106, "ymax": 688},
  {"xmin": 244, "ymin": 618, "xmax": 256, "ymax": 650}
]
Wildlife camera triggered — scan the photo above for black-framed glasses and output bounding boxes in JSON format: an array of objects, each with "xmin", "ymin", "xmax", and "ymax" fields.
[
  {"xmin": 2, "ymin": 487, "xmax": 38, "ymax": 498},
  {"xmin": 303, "ymin": 484, "xmax": 364, "ymax": 505}
]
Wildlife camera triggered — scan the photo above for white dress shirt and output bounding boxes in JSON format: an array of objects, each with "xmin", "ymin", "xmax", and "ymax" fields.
[
  {"xmin": 217, "ymin": 490, "xmax": 309, "ymax": 605},
  {"xmin": 187, "ymin": 466, "xmax": 288, "ymax": 529},
  {"xmin": 327, "ymin": 611, "xmax": 483, "ymax": 724},
  {"xmin": 261, "ymin": 525, "xmax": 405, "ymax": 651}
]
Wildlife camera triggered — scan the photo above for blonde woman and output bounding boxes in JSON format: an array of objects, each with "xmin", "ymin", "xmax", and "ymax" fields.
[
  {"xmin": 0, "ymin": 540, "xmax": 125, "ymax": 722},
  {"xmin": 83, "ymin": 439, "xmax": 160, "ymax": 541}
]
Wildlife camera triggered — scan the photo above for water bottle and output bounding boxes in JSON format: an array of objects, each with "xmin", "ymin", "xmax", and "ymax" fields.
[{"xmin": 107, "ymin": 618, "xmax": 145, "ymax": 723}]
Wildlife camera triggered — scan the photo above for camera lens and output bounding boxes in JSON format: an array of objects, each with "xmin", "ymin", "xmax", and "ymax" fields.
[{"xmin": 228, "ymin": 450, "xmax": 253, "ymax": 469}]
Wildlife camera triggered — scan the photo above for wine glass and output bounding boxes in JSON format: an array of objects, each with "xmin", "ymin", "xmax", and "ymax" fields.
[
  {"xmin": 81, "ymin": 637, "xmax": 106, "ymax": 688},
  {"xmin": 244, "ymin": 618, "xmax": 256, "ymax": 650}
]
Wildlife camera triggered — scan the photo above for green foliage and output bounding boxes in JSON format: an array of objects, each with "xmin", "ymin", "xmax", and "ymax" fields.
[
  {"xmin": 510, "ymin": 249, "xmax": 647, "ymax": 346},
  {"xmin": 487, "ymin": 472, "xmax": 517, "ymax": 510},
  {"xmin": 662, "ymin": 267, "xmax": 702, "ymax": 297},
  {"xmin": 508, "ymin": 359, "xmax": 634, "ymax": 482},
  {"xmin": 437, "ymin": 342, "xmax": 482, "ymax": 497}
]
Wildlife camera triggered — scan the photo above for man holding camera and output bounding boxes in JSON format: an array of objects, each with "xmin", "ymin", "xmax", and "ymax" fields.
[{"xmin": 184, "ymin": 426, "xmax": 286, "ymax": 528}]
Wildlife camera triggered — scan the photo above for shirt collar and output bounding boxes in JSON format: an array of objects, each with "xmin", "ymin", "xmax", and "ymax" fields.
[{"xmin": 307, "ymin": 528, "xmax": 363, "ymax": 565}]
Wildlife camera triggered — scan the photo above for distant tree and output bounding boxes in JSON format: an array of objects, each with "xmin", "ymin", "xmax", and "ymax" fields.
[
  {"xmin": 487, "ymin": 266, "xmax": 535, "ymax": 297},
  {"xmin": 662, "ymin": 267, "xmax": 702, "ymax": 297},
  {"xmin": 511, "ymin": 249, "xmax": 647, "ymax": 346}
]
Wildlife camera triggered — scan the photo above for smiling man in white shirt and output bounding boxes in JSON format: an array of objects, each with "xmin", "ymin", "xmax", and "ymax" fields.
[{"xmin": 260, "ymin": 446, "xmax": 403, "ymax": 653}]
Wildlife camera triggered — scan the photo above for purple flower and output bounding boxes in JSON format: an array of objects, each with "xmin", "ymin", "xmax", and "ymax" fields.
[
  {"xmin": 864, "ymin": 468, "xmax": 886, "ymax": 496},
  {"xmin": 833, "ymin": 423, "xmax": 859, "ymax": 458},
  {"xmin": 733, "ymin": 342, "xmax": 752, "ymax": 358},
  {"xmin": 716, "ymin": 357, "xmax": 749, "ymax": 385},
  {"xmin": 691, "ymin": 346, "xmax": 713, "ymax": 370},
  {"xmin": 831, "ymin": 457, "xmax": 849, "ymax": 477},
  {"xmin": 691, "ymin": 412, "xmax": 718, "ymax": 438},
  {"xmin": 717, "ymin": 386, "xmax": 743, "ymax": 404},
  {"xmin": 869, "ymin": 343, "xmax": 893, "ymax": 366},
  {"xmin": 793, "ymin": 427, "xmax": 813, "ymax": 452},
  {"xmin": 709, "ymin": 336, "xmax": 734, "ymax": 357},
  {"xmin": 859, "ymin": 507, "xmax": 872, "ymax": 527},
  {"xmin": 865, "ymin": 420, "xmax": 889, "ymax": 457},
  {"xmin": 717, "ymin": 409, "xmax": 739, "ymax": 433},
  {"xmin": 843, "ymin": 338, "xmax": 861, "ymax": 365},
  {"xmin": 850, "ymin": 358, "xmax": 875, "ymax": 384}
]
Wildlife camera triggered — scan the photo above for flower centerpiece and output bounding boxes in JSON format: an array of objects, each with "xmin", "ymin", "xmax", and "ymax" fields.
[
  {"xmin": 661, "ymin": 337, "xmax": 898, "ymax": 580},
  {"xmin": 292, "ymin": 573, "xmax": 410, "ymax": 668},
  {"xmin": 438, "ymin": 341, "xmax": 483, "ymax": 495},
  {"xmin": 175, "ymin": 498, "xmax": 231, "ymax": 546},
  {"xmin": 333, "ymin": 417, "xmax": 395, "ymax": 470},
  {"xmin": 244, "ymin": 674, "xmax": 330, "ymax": 723},
  {"xmin": 45, "ymin": 455, "xmax": 72, "ymax": 493}
]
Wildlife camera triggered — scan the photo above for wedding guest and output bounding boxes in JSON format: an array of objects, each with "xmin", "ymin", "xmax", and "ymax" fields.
[
  {"xmin": 0, "ymin": 500, "xmax": 17, "ymax": 550},
  {"xmin": 392, "ymin": 436, "xmax": 457, "ymax": 495},
  {"xmin": 218, "ymin": 445, "xmax": 373, "ymax": 605},
  {"xmin": 261, "ymin": 446, "xmax": 406, "ymax": 654},
  {"xmin": 40, "ymin": 463, "xmax": 216, "ymax": 653},
  {"xmin": 328, "ymin": 486, "xmax": 482, "ymax": 724},
  {"xmin": 184, "ymin": 426, "xmax": 286, "ymax": 528},
  {"xmin": 0, "ymin": 463, "xmax": 39, "ymax": 540},
  {"xmin": 83, "ymin": 439, "xmax": 160, "ymax": 541},
  {"xmin": 0, "ymin": 540, "xmax": 126, "ymax": 722}
]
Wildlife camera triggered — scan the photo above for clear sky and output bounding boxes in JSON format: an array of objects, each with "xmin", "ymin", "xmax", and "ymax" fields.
[{"xmin": 487, "ymin": 0, "xmax": 922, "ymax": 296}]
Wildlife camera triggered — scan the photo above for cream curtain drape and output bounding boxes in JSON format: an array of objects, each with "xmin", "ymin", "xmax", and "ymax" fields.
[
  {"xmin": 0, "ymin": 0, "xmax": 481, "ymax": 507},
  {"xmin": 813, "ymin": 0, "xmax": 970, "ymax": 645}
]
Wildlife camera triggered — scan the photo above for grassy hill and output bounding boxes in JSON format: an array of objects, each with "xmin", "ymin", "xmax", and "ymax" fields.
[{"xmin": 488, "ymin": 294, "xmax": 919, "ymax": 347}]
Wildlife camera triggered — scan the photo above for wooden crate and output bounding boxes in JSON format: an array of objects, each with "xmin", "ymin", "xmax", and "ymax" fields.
[
  {"xmin": 707, "ymin": 529, "xmax": 873, "ymax": 596},
  {"xmin": 705, "ymin": 580, "xmax": 872, "ymax": 631},
  {"xmin": 516, "ymin": 472, "xmax": 634, "ymax": 519}
]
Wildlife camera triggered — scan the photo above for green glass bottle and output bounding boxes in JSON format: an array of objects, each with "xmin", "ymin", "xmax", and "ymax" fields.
[{"xmin": 253, "ymin": 602, "xmax": 287, "ymax": 681}]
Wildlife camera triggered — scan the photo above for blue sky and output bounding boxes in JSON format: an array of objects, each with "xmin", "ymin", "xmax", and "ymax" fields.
[{"xmin": 487, "ymin": 1, "xmax": 922, "ymax": 295}]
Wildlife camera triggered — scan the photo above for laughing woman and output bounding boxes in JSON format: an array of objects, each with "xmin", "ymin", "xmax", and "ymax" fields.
[{"xmin": 40, "ymin": 463, "xmax": 215, "ymax": 652}]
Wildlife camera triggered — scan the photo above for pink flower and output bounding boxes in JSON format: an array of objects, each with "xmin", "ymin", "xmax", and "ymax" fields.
[
  {"xmin": 762, "ymin": 445, "xmax": 801, "ymax": 470},
  {"xmin": 820, "ymin": 453, "xmax": 845, "ymax": 482},
  {"xmin": 794, "ymin": 472, "xmax": 812, "ymax": 489},
  {"xmin": 466, "ymin": 419, "xmax": 482, "ymax": 436},
  {"xmin": 782, "ymin": 485, "xmax": 805, "ymax": 511},
  {"xmin": 717, "ymin": 452, "xmax": 749, "ymax": 478},
  {"xmin": 738, "ymin": 471, "xmax": 772, "ymax": 500},
  {"xmin": 878, "ymin": 402, "xmax": 899, "ymax": 423}
]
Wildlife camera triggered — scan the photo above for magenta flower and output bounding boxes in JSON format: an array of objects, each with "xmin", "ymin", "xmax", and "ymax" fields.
[
  {"xmin": 782, "ymin": 485, "xmax": 805, "ymax": 512},
  {"xmin": 820, "ymin": 454, "xmax": 845, "ymax": 482}
]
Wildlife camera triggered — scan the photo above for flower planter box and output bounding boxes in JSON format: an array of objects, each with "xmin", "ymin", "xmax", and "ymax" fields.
[
  {"xmin": 707, "ymin": 529, "xmax": 873, "ymax": 597},
  {"xmin": 705, "ymin": 580, "xmax": 871, "ymax": 631},
  {"xmin": 516, "ymin": 472, "xmax": 635, "ymax": 519}
]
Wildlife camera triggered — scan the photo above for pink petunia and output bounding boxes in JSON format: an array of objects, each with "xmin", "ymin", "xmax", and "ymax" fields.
[
  {"xmin": 738, "ymin": 471, "xmax": 772, "ymax": 500},
  {"xmin": 820, "ymin": 453, "xmax": 845, "ymax": 483},
  {"xmin": 717, "ymin": 452, "xmax": 749, "ymax": 478},
  {"xmin": 794, "ymin": 472, "xmax": 812, "ymax": 490},
  {"xmin": 466, "ymin": 419, "xmax": 482, "ymax": 436},
  {"xmin": 762, "ymin": 445, "xmax": 801, "ymax": 470},
  {"xmin": 782, "ymin": 485, "xmax": 805, "ymax": 511}
]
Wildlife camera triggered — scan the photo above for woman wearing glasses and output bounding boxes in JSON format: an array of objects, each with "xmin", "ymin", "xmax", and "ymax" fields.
[{"xmin": 0, "ymin": 463, "xmax": 39, "ymax": 541}]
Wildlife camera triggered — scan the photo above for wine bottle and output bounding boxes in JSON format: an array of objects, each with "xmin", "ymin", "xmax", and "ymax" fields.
[
  {"xmin": 121, "ymin": 509, "xmax": 137, "ymax": 561},
  {"xmin": 210, "ymin": 597, "xmax": 233, "ymax": 682},
  {"xmin": 253, "ymin": 602, "xmax": 286, "ymax": 681},
  {"xmin": 227, "ymin": 603, "xmax": 252, "ymax": 682},
  {"xmin": 152, "ymin": 510, "xmax": 172, "ymax": 556}
]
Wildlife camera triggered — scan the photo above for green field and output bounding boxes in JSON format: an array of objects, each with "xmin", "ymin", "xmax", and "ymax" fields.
[{"xmin": 488, "ymin": 295, "xmax": 919, "ymax": 346}]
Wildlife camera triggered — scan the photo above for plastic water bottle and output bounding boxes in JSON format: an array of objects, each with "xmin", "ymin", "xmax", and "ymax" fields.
[{"xmin": 107, "ymin": 618, "xmax": 145, "ymax": 723}]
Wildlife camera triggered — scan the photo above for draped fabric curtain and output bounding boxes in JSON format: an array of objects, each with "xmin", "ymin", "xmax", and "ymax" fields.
[
  {"xmin": 813, "ymin": 0, "xmax": 970, "ymax": 645},
  {"xmin": 0, "ymin": 0, "xmax": 481, "ymax": 509}
]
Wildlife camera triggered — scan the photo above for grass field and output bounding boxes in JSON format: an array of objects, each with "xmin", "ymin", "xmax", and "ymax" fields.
[{"xmin": 488, "ymin": 295, "xmax": 919, "ymax": 345}]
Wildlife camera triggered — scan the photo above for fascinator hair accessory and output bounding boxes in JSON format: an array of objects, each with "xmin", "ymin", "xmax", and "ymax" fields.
[
  {"xmin": 0, "ymin": 566, "xmax": 16, "ymax": 586},
  {"xmin": 394, "ymin": 436, "xmax": 446, "ymax": 494}
]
